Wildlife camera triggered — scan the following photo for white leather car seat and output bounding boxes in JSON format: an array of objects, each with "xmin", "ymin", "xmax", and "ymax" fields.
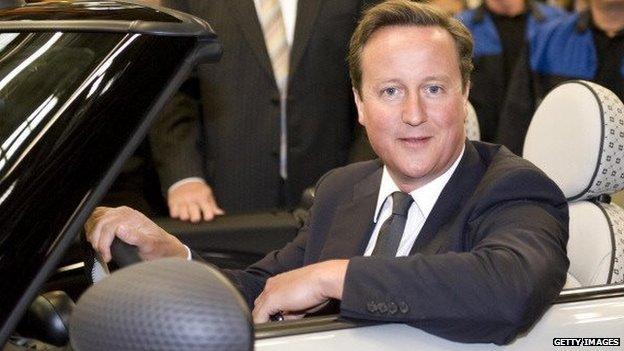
[
  {"xmin": 465, "ymin": 101, "xmax": 480, "ymax": 141},
  {"xmin": 523, "ymin": 80, "xmax": 624, "ymax": 288}
]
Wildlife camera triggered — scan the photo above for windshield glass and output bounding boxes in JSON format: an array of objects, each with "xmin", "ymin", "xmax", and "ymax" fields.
[{"xmin": 0, "ymin": 32, "xmax": 123, "ymax": 177}]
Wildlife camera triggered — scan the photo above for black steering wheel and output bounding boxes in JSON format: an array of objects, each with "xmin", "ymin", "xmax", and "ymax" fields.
[
  {"xmin": 83, "ymin": 235, "xmax": 141, "ymax": 284},
  {"xmin": 110, "ymin": 238, "xmax": 142, "ymax": 267}
]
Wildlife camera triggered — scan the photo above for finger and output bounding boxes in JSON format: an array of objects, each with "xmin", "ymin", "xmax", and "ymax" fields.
[
  {"xmin": 98, "ymin": 223, "xmax": 120, "ymax": 263},
  {"xmin": 177, "ymin": 204, "xmax": 190, "ymax": 221},
  {"xmin": 205, "ymin": 195, "xmax": 225, "ymax": 217},
  {"xmin": 87, "ymin": 214, "xmax": 109, "ymax": 249},
  {"xmin": 96, "ymin": 222, "xmax": 117, "ymax": 263},
  {"xmin": 116, "ymin": 224, "xmax": 143, "ymax": 246},
  {"xmin": 253, "ymin": 303, "xmax": 284, "ymax": 324},
  {"xmin": 84, "ymin": 215, "xmax": 96, "ymax": 236},
  {"xmin": 252, "ymin": 293, "xmax": 282, "ymax": 324},
  {"xmin": 199, "ymin": 201, "xmax": 215, "ymax": 221},
  {"xmin": 85, "ymin": 207, "xmax": 111, "ymax": 238},
  {"xmin": 252, "ymin": 306, "xmax": 270, "ymax": 324},
  {"xmin": 187, "ymin": 203, "xmax": 202, "ymax": 223},
  {"xmin": 91, "ymin": 206, "xmax": 111, "ymax": 218},
  {"xmin": 169, "ymin": 201, "xmax": 179, "ymax": 219}
]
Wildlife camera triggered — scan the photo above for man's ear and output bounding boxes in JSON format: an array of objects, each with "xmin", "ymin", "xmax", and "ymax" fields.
[{"xmin": 353, "ymin": 88, "xmax": 366, "ymax": 126}]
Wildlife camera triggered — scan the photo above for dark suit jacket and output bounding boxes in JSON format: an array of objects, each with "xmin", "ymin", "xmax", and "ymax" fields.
[
  {"xmin": 151, "ymin": 0, "xmax": 374, "ymax": 212},
  {"xmin": 223, "ymin": 141, "xmax": 569, "ymax": 344}
]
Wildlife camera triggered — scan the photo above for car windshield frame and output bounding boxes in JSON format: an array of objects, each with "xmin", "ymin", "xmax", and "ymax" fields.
[{"xmin": 0, "ymin": 1, "xmax": 220, "ymax": 345}]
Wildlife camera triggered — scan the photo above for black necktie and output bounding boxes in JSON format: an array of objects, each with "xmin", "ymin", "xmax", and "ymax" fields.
[{"xmin": 371, "ymin": 191, "xmax": 414, "ymax": 257}]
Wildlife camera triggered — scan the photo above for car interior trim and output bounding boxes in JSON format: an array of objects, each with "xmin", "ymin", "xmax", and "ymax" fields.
[
  {"xmin": 255, "ymin": 315, "xmax": 375, "ymax": 340},
  {"xmin": 555, "ymin": 283, "xmax": 624, "ymax": 304}
]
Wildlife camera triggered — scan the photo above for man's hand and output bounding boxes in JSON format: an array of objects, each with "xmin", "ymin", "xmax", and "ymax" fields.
[
  {"xmin": 168, "ymin": 181, "xmax": 224, "ymax": 222},
  {"xmin": 252, "ymin": 260, "xmax": 349, "ymax": 323},
  {"xmin": 85, "ymin": 206, "xmax": 188, "ymax": 263}
]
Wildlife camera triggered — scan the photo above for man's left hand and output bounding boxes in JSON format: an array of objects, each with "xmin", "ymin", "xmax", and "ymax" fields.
[{"xmin": 252, "ymin": 259, "xmax": 349, "ymax": 323}]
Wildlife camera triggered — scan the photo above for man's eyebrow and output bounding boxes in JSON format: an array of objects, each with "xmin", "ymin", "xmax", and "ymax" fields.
[
  {"xmin": 421, "ymin": 75, "xmax": 452, "ymax": 82},
  {"xmin": 370, "ymin": 78, "xmax": 403, "ymax": 85}
]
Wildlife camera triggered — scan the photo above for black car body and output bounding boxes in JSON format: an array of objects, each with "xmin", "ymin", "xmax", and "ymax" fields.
[
  {"xmin": 0, "ymin": 0, "xmax": 220, "ymax": 345},
  {"xmin": 2, "ymin": 2, "xmax": 624, "ymax": 351}
]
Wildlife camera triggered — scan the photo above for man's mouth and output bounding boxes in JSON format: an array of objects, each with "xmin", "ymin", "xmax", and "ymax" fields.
[{"xmin": 398, "ymin": 136, "xmax": 431, "ymax": 146}]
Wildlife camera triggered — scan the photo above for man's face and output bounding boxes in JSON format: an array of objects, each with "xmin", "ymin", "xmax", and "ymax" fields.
[{"xmin": 354, "ymin": 25, "xmax": 468, "ymax": 192}]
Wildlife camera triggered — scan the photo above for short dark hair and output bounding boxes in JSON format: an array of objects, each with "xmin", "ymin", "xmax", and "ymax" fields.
[{"xmin": 348, "ymin": 0, "xmax": 474, "ymax": 94}]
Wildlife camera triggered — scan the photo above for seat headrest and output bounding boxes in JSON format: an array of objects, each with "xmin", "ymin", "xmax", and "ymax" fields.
[
  {"xmin": 523, "ymin": 80, "xmax": 624, "ymax": 201},
  {"xmin": 465, "ymin": 101, "xmax": 480, "ymax": 141}
]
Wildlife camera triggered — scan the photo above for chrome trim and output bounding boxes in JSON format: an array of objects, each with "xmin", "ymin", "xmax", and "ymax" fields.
[
  {"xmin": 255, "ymin": 315, "xmax": 374, "ymax": 340},
  {"xmin": 56, "ymin": 262, "xmax": 84, "ymax": 273},
  {"xmin": 556, "ymin": 284, "xmax": 624, "ymax": 304}
]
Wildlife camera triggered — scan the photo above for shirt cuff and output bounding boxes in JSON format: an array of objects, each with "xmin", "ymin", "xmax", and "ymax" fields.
[
  {"xmin": 168, "ymin": 177, "xmax": 206, "ymax": 194},
  {"xmin": 183, "ymin": 244, "xmax": 192, "ymax": 260}
]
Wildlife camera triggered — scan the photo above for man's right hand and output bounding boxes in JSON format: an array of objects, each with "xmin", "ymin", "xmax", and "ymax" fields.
[
  {"xmin": 167, "ymin": 181, "xmax": 225, "ymax": 222},
  {"xmin": 85, "ymin": 206, "xmax": 188, "ymax": 263}
]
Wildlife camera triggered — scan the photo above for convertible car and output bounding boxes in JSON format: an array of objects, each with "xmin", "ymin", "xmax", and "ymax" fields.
[{"xmin": 0, "ymin": 1, "xmax": 623, "ymax": 350}]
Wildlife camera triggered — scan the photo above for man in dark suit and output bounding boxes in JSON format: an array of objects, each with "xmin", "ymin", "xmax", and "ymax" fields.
[
  {"xmin": 86, "ymin": 0, "xmax": 568, "ymax": 344},
  {"xmin": 150, "ymin": 0, "xmax": 375, "ymax": 222}
]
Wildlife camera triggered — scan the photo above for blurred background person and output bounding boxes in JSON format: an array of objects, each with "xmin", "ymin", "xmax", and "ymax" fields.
[
  {"xmin": 429, "ymin": 0, "xmax": 468, "ymax": 14},
  {"xmin": 457, "ymin": 0, "xmax": 563, "ymax": 143},
  {"xmin": 497, "ymin": 0, "xmax": 624, "ymax": 154}
]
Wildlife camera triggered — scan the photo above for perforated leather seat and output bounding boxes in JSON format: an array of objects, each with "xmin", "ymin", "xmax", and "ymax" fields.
[{"xmin": 523, "ymin": 80, "xmax": 624, "ymax": 288}]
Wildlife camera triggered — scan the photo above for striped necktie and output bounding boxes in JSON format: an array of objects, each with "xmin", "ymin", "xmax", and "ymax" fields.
[{"xmin": 258, "ymin": 0, "xmax": 290, "ymax": 179}]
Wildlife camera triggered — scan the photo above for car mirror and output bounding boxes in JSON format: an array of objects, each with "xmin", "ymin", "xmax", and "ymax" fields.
[{"xmin": 70, "ymin": 258, "xmax": 253, "ymax": 351}]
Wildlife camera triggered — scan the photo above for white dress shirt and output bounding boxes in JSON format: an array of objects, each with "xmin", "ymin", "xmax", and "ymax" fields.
[{"xmin": 363, "ymin": 147, "xmax": 465, "ymax": 257}]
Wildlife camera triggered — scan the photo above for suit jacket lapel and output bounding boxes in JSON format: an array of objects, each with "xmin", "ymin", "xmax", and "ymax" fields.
[
  {"xmin": 319, "ymin": 163, "xmax": 382, "ymax": 260},
  {"xmin": 227, "ymin": 1, "xmax": 274, "ymax": 82},
  {"xmin": 409, "ymin": 141, "xmax": 484, "ymax": 255},
  {"xmin": 289, "ymin": 0, "xmax": 323, "ymax": 82}
]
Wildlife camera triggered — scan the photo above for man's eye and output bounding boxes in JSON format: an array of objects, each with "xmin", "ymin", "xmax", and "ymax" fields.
[
  {"xmin": 382, "ymin": 87, "xmax": 398, "ymax": 96},
  {"xmin": 425, "ymin": 85, "xmax": 443, "ymax": 95}
]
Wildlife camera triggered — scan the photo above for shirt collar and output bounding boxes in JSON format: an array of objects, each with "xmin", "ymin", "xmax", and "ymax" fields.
[{"xmin": 373, "ymin": 145, "xmax": 466, "ymax": 223}]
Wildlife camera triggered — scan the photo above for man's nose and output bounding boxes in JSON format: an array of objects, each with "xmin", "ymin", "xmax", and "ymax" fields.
[{"xmin": 401, "ymin": 93, "xmax": 426, "ymax": 126}]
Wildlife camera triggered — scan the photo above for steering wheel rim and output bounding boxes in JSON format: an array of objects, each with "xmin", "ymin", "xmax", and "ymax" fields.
[{"xmin": 83, "ymin": 234, "xmax": 141, "ymax": 284}]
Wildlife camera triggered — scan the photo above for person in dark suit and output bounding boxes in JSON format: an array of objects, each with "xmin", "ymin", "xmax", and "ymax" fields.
[
  {"xmin": 86, "ymin": 0, "xmax": 568, "ymax": 344},
  {"xmin": 150, "ymin": 0, "xmax": 376, "ymax": 222}
]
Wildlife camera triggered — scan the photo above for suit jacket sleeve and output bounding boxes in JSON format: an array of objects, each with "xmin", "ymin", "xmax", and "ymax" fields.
[
  {"xmin": 148, "ymin": 72, "xmax": 205, "ymax": 193},
  {"xmin": 340, "ymin": 167, "xmax": 568, "ymax": 345},
  {"xmin": 218, "ymin": 168, "xmax": 342, "ymax": 307},
  {"xmin": 220, "ymin": 221, "xmax": 309, "ymax": 308}
]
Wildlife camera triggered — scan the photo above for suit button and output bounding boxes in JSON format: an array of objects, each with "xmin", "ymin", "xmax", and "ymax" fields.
[
  {"xmin": 270, "ymin": 96, "xmax": 280, "ymax": 105},
  {"xmin": 377, "ymin": 302, "xmax": 388, "ymax": 313},
  {"xmin": 398, "ymin": 301, "xmax": 409, "ymax": 314},
  {"xmin": 366, "ymin": 301, "xmax": 377, "ymax": 313},
  {"xmin": 388, "ymin": 302, "xmax": 398, "ymax": 314}
]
